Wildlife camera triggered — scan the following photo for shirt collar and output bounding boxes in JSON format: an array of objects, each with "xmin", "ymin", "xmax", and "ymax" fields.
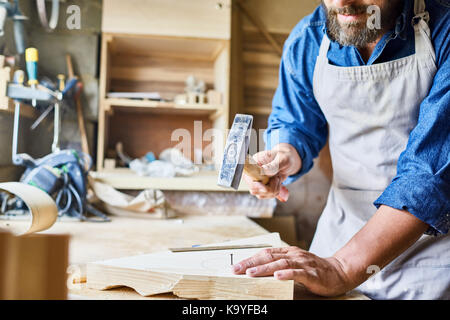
[{"xmin": 393, "ymin": 0, "xmax": 413, "ymax": 41}]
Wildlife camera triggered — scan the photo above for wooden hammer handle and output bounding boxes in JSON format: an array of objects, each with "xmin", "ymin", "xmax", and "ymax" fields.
[{"xmin": 244, "ymin": 156, "xmax": 270, "ymax": 185}]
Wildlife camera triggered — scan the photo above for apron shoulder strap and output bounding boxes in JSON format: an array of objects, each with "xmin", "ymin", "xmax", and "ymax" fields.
[
  {"xmin": 318, "ymin": 33, "xmax": 331, "ymax": 61},
  {"xmin": 412, "ymin": 0, "xmax": 436, "ymax": 62},
  {"xmin": 414, "ymin": 0, "xmax": 430, "ymax": 22}
]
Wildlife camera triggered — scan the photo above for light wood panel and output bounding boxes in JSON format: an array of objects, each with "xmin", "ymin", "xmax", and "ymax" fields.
[
  {"xmin": 90, "ymin": 168, "xmax": 250, "ymax": 191},
  {"xmin": 102, "ymin": 0, "xmax": 231, "ymax": 39},
  {"xmin": 0, "ymin": 231, "xmax": 69, "ymax": 300},
  {"xmin": 241, "ymin": 0, "xmax": 321, "ymax": 34},
  {"xmin": 107, "ymin": 111, "xmax": 213, "ymax": 161},
  {"xmin": 87, "ymin": 233, "xmax": 294, "ymax": 299},
  {"xmin": 97, "ymin": 33, "xmax": 230, "ymax": 174}
]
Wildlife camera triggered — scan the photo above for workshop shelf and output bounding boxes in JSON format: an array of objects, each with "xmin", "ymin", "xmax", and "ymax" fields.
[
  {"xmin": 97, "ymin": 32, "xmax": 231, "ymax": 185},
  {"xmin": 104, "ymin": 98, "xmax": 224, "ymax": 119},
  {"xmin": 90, "ymin": 168, "xmax": 249, "ymax": 192}
]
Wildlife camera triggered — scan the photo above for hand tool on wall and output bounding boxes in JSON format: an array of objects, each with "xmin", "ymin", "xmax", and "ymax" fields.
[
  {"xmin": 25, "ymin": 47, "xmax": 38, "ymax": 106},
  {"xmin": 36, "ymin": 0, "xmax": 59, "ymax": 32},
  {"xmin": 4, "ymin": 48, "xmax": 109, "ymax": 223},
  {"xmin": 217, "ymin": 114, "xmax": 270, "ymax": 190},
  {"xmin": 66, "ymin": 54, "xmax": 90, "ymax": 157},
  {"xmin": 0, "ymin": 0, "xmax": 27, "ymax": 54}
]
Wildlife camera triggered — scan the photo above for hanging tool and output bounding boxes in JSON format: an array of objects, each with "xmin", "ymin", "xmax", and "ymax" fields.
[
  {"xmin": 25, "ymin": 47, "xmax": 38, "ymax": 107},
  {"xmin": 66, "ymin": 54, "xmax": 90, "ymax": 157},
  {"xmin": 36, "ymin": 0, "xmax": 59, "ymax": 31},
  {"xmin": 11, "ymin": 69, "xmax": 24, "ymax": 166},
  {"xmin": 0, "ymin": 0, "xmax": 27, "ymax": 54},
  {"xmin": 4, "ymin": 48, "xmax": 109, "ymax": 222},
  {"xmin": 217, "ymin": 114, "xmax": 269, "ymax": 190}
]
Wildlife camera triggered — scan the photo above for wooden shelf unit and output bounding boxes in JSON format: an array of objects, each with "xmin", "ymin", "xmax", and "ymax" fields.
[
  {"xmin": 97, "ymin": 33, "xmax": 231, "ymax": 172},
  {"xmin": 90, "ymin": 168, "xmax": 249, "ymax": 192}
]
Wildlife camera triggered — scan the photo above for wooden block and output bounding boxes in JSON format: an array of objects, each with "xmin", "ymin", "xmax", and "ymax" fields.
[
  {"xmin": 0, "ymin": 232, "xmax": 70, "ymax": 300},
  {"xmin": 87, "ymin": 233, "xmax": 294, "ymax": 300},
  {"xmin": 0, "ymin": 231, "xmax": 12, "ymax": 299}
]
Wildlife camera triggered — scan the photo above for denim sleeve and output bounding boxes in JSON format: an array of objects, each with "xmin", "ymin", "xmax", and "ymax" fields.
[
  {"xmin": 264, "ymin": 38, "xmax": 328, "ymax": 185},
  {"xmin": 374, "ymin": 56, "xmax": 450, "ymax": 235}
]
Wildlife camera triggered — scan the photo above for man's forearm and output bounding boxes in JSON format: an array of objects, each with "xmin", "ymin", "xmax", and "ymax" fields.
[{"xmin": 333, "ymin": 205, "xmax": 429, "ymax": 289}]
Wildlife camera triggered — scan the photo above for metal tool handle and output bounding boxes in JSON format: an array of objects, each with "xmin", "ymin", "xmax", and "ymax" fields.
[{"xmin": 13, "ymin": 17, "xmax": 26, "ymax": 54}]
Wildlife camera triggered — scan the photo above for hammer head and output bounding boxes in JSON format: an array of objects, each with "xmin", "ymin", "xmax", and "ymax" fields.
[{"xmin": 217, "ymin": 114, "xmax": 253, "ymax": 190}]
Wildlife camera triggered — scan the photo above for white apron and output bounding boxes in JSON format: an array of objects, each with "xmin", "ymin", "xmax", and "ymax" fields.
[{"xmin": 310, "ymin": 0, "xmax": 450, "ymax": 299}]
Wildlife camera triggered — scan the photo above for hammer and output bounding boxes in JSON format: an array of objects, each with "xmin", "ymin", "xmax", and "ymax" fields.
[{"xmin": 217, "ymin": 114, "xmax": 270, "ymax": 190}]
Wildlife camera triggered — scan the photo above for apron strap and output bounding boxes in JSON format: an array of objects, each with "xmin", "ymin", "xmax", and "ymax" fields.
[
  {"xmin": 318, "ymin": 33, "xmax": 331, "ymax": 61},
  {"xmin": 414, "ymin": 0, "xmax": 427, "ymax": 18},
  {"xmin": 412, "ymin": 0, "xmax": 436, "ymax": 62}
]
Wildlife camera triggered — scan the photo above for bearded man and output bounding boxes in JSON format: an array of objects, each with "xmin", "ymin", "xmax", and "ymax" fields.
[{"xmin": 234, "ymin": 0, "xmax": 449, "ymax": 299}]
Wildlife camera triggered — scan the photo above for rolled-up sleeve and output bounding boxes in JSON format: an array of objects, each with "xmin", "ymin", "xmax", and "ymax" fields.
[
  {"xmin": 374, "ymin": 57, "xmax": 450, "ymax": 235},
  {"xmin": 264, "ymin": 35, "xmax": 328, "ymax": 185}
]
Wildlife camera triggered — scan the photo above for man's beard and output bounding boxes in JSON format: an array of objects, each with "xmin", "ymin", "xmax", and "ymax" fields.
[{"xmin": 322, "ymin": 1, "xmax": 403, "ymax": 48}]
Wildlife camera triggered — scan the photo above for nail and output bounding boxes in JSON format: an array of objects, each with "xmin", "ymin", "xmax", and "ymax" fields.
[{"xmin": 233, "ymin": 264, "xmax": 241, "ymax": 272}]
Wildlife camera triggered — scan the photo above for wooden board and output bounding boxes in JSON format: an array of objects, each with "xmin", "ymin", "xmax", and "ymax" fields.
[
  {"xmin": 0, "ymin": 231, "xmax": 69, "ymax": 300},
  {"xmin": 87, "ymin": 233, "xmax": 294, "ymax": 300},
  {"xmin": 241, "ymin": 0, "xmax": 319, "ymax": 34},
  {"xmin": 89, "ymin": 168, "xmax": 250, "ymax": 191},
  {"xmin": 102, "ymin": 0, "xmax": 231, "ymax": 39}
]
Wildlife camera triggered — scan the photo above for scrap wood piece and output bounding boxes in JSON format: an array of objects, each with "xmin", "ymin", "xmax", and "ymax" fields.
[
  {"xmin": 0, "ymin": 182, "xmax": 58, "ymax": 235},
  {"xmin": 87, "ymin": 233, "xmax": 294, "ymax": 300},
  {"xmin": 0, "ymin": 230, "xmax": 69, "ymax": 299}
]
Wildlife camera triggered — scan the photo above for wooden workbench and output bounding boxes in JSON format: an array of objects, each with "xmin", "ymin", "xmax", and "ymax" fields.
[{"xmin": 32, "ymin": 215, "xmax": 368, "ymax": 300}]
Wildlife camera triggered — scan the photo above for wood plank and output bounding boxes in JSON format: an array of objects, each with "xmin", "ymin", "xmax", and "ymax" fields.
[
  {"xmin": 102, "ymin": 0, "xmax": 231, "ymax": 39},
  {"xmin": 86, "ymin": 233, "xmax": 294, "ymax": 299},
  {"xmin": 110, "ymin": 34, "xmax": 226, "ymax": 61},
  {"xmin": 90, "ymin": 168, "xmax": 250, "ymax": 192},
  {"xmin": 243, "ymin": 51, "xmax": 281, "ymax": 66},
  {"xmin": 236, "ymin": 0, "xmax": 283, "ymax": 56},
  {"xmin": 106, "ymin": 111, "xmax": 214, "ymax": 162},
  {"xmin": 240, "ymin": 0, "xmax": 319, "ymax": 34},
  {"xmin": 110, "ymin": 66, "xmax": 215, "ymax": 85},
  {"xmin": 229, "ymin": 0, "xmax": 245, "ymax": 123},
  {"xmin": 106, "ymin": 98, "xmax": 223, "ymax": 112}
]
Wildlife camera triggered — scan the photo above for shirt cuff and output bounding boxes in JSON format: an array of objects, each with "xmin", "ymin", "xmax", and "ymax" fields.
[
  {"xmin": 374, "ymin": 173, "xmax": 450, "ymax": 235},
  {"xmin": 264, "ymin": 128, "xmax": 314, "ymax": 185}
]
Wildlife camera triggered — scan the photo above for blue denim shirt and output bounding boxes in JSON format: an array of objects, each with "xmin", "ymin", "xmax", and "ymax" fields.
[{"xmin": 265, "ymin": 0, "xmax": 450, "ymax": 234}]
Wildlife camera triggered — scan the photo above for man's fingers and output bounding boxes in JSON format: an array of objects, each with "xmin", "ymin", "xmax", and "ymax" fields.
[
  {"xmin": 245, "ymin": 258, "xmax": 293, "ymax": 277},
  {"xmin": 261, "ymin": 153, "xmax": 282, "ymax": 176},
  {"xmin": 232, "ymin": 248, "xmax": 289, "ymax": 274},
  {"xmin": 253, "ymin": 150, "xmax": 276, "ymax": 166},
  {"xmin": 274, "ymin": 269, "xmax": 310, "ymax": 283},
  {"xmin": 276, "ymin": 186, "xmax": 289, "ymax": 202}
]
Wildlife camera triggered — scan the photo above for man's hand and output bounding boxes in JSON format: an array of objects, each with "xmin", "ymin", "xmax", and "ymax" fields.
[
  {"xmin": 232, "ymin": 206, "xmax": 429, "ymax": 297},
  {"xmin": 232, "ymin": 246, "xmax": 351, "ymax": 297},
  {"xmin": 243, "ymin": 143, "xmax": 302, "ymax": 202}
]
